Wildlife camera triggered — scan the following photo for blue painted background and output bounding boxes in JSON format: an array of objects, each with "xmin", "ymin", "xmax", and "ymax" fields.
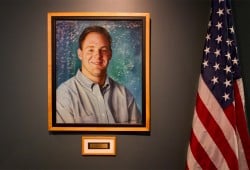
[{"xmin": 56, "ymin": 20, "xmax": 143, "ymax": 112}]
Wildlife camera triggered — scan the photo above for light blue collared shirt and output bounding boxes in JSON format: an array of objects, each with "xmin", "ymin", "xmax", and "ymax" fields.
[{"xmin": 56, "ymin": 70, "xmax": 142, "ymax": 124}]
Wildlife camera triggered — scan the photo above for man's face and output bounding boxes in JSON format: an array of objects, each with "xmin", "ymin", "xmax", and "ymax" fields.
[{"xmin": 78, "ymin": 32, "xmax": 112, "ymax": 80}]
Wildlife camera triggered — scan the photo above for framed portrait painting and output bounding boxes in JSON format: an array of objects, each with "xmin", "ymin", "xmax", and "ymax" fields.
[{"xmin": 48, "ymin": 12, "xmax": 150, "ymax": 132}]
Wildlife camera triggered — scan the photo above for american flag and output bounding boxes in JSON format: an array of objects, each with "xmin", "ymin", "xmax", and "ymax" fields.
[{"xmin": 186, "ymin": 0, "xmax": 250, "ymax": 169}]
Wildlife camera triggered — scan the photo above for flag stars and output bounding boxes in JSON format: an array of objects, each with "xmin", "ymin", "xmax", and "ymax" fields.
[
  {"xmin": 217, "ymin": 8, "xmax": 224, "ymax": 16},
  {"xmin": 222, "ymin": 93, "xmax": 230, "ymax": 101},
  {"xmin": 232, "ymin": 57, "xmax": 239, "ymax": 65},
  {"xmin": 203, "ymin": 60, "xmax": 209, "ymax": 68},
  {"xmin": 211, "ymin": 76, "xmax": 219, "ymax": 85},
  {"xmin": 215, "ymin": 35, "xmax": 222, "ymax": 44},
  {"xmin": 206, "ymin": 34, "xmax": 211, "ymax": 41},
  {"xmin": 213, "ymin": 62, "xmax": 220, "ymax": 71},
  {"xmin": 225, "ymin": 52, "xmax": 231, "ymax": 60},
  {"xmin": 224, "ymin": 79, "xmax": 231, "ymax": 87},
  {"xmin": 215, "ymin": 22, "xmax": 223, "ymax": 30},
  {"xmin": 204, "ymin": 47, "xmax": 210, "ymax": 55},
  {"xmin": 224, "ymin": 65, "xmax": 232, "ymax": 74},
  {"xmin": 229, "ymin": 26, "xmax": 235, "ymax": 33},
  {"xmin": 214, "ymin": 49, "xmax": 221, "ymax": 57},
  {"xmin": 227, "ymin": 8, "xmax": 231, "ymax": 14},
  {"xmin": 226, "ymin": 39, "xmax": 233, "ymax": 46}
]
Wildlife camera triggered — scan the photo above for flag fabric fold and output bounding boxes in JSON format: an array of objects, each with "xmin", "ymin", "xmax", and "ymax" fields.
[{"xmin": 186, "ymin": 0, "xmax": 250, "ymax": 169}]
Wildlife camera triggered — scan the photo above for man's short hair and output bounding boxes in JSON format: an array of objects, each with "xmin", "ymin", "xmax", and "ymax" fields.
[{"xmin": 78, "ymin": 25, "xmax": 112, "ymax": 50}]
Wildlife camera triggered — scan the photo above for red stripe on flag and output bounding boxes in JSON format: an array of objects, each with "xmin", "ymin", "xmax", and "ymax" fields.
[
  {"xmin": 196, "ymin": 94, "xmax": 239, "ymax": 170},
  {"xmin": 223, "ymin": 104, "xmax": 236, "ymax": 130},
  {"xmin": 189, "ymin": 129, "xmax": 217, "ymax": 170},
  {"xmin": 234, "ymin": 81, "xmax": 250, "ymax": 167}
]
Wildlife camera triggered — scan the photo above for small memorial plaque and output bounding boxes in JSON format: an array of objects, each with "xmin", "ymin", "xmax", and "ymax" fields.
[{"xmin": 82, "ymin": 136, "xmax": 116, "ymax": 156}]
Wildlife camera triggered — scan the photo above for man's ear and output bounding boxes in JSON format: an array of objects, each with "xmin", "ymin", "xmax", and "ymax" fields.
[{"xmin": 77, "ymin": 48, "xmax": 83, "ymax": 60}]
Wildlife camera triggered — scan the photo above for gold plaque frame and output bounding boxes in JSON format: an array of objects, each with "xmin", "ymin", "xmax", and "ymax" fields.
[
  {"xmin": 48, "ymin": 12, "xmax": 150, "ymax": 132},
  {"xmin": 82, "ymin": 136, "xmax": 116, "ymax": 156}
]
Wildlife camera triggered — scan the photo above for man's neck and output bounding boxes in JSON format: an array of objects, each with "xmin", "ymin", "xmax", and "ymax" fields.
[{"xmin": 81, "ymin": 69, "xmax": 106, "ymax": 86}]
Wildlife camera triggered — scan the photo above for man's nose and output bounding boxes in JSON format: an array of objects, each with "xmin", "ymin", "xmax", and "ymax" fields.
[{"xmin": 93, "ymin": 51, "xmax": 102, "ymax": 58}]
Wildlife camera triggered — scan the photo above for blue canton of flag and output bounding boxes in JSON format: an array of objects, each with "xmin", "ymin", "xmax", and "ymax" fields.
[{"xmin": 201, "ymin": 0, "xmax": 240, "ymax": 108}]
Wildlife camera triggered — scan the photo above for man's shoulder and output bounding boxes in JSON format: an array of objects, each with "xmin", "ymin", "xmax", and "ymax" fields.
[
  {"xmin": 108, "ymin": 77, "xmax": 132, "ymax": 94},
  {"xmin": 108, "ymin": 77, "xmax": 124, "ymax": 88},
  {"xmin": 57, "ymin": 76, "xmax": 78, "ymax": 93}
]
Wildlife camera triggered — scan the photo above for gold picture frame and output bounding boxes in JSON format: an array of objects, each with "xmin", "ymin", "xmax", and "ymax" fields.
[
  {"xmin": 48, "ymin": 12, "xmax": 150, "ymax": 132},
  {"xmin": 82, "ymin": 136, "xmax": 116, "ymax": 156}
]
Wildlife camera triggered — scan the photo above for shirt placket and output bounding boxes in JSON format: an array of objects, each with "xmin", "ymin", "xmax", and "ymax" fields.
[
  {"xmin": 102, "ymin": 86, "xmax": 116, "ymax": 123},
  {"xmin": 92, "ymin": 84, "xmax": 115, "ymax": 123}
]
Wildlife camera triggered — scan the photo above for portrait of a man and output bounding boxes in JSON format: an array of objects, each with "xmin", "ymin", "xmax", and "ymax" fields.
[
  {"xmin": 56, "ymin": 26, "xmax": 142, "ymax": 124},
  {"xmin": 48, "ymin": 12, "xmax": 150, "ymax": 131}
]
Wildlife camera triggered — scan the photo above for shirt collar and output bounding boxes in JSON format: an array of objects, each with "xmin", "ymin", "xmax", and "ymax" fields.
[{"xmin": 76, "ymin": 69, "xmax": 110, "ymax": 91}]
